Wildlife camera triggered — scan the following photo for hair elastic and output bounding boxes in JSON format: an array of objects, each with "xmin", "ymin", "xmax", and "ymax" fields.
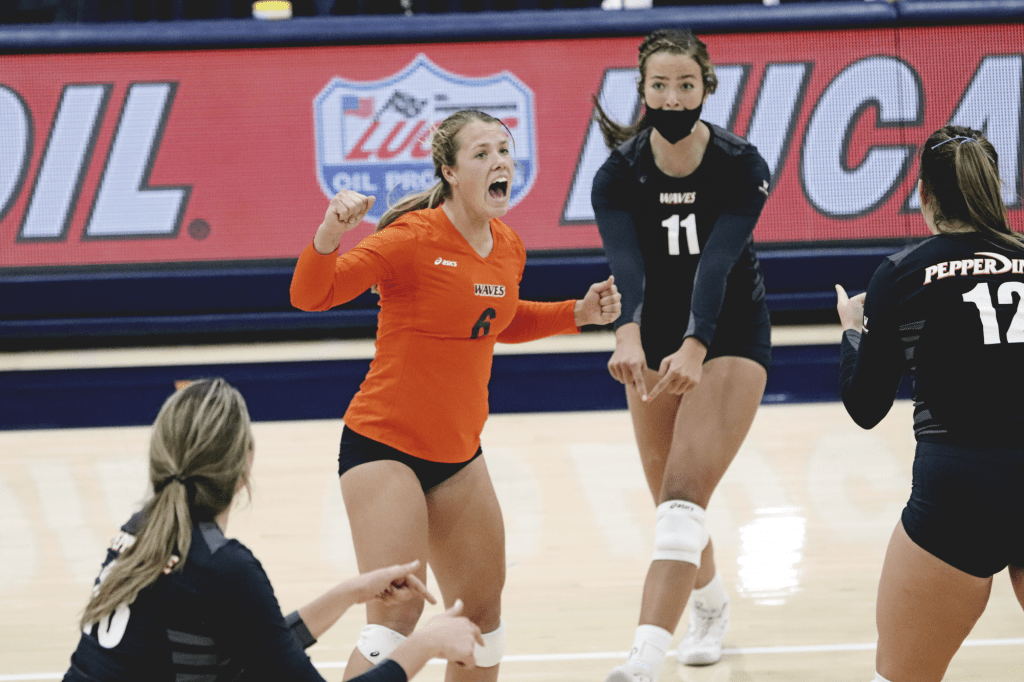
[
  {"xmin": 931, "ymin": 134, "xmax": 975, "ymax": 149},
  {"xmin": 156, "ymin": 473, "xmax": 188, "ymax": 493},
  {"xmin": 931, "ymin": 135, "xmax": 995, "ymax": 162}
]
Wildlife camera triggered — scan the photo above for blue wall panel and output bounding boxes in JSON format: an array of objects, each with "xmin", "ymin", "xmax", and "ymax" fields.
[
  {"xmin": 0, "ymin": 246, "xmax": 902, "ymax": 341},
  {"xmin": 0, "ymin": 342, "xmax": 915, "ymax": 430}
]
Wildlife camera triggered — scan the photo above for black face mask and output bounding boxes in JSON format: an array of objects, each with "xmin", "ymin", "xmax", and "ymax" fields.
[{"xmin": 643, "ymin": 103, "xmax": 703, "ymax": 144}]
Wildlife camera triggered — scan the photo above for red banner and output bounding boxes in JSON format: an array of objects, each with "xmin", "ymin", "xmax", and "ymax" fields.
[{"xmin": 0, "ymin": 24, "xmax": 1021, "ymax": 271}]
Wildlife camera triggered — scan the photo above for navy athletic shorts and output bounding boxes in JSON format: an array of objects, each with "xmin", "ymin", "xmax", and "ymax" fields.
[
  {"xmin": 705, "ymin": 313, "xmax": 772, "ymax": 372},
  {"xmin": 643, "ymin": 308, "xmax": 771, "ymax": 373},
  {"xmin": 901, "ymin": 440, "xmax": 1024, "ymax": 578},
  {"xmin": 337, "ymin": 426, "xmax": 482, "ymax": 492}
]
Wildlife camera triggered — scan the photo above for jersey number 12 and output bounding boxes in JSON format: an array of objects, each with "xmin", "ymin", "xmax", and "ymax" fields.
[
  {"xmin": 962, "ymin": 281, "xmax": 1024, "ymax": 344},
  {"xmin": 661, "ymin": 214, "xmax": 699, "ymax": 256}
]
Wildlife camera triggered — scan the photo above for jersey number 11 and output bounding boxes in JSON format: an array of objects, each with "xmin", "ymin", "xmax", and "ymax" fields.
[{"xmin": 661, "ymin": 214, "xmax": 699, "ymax": 256}]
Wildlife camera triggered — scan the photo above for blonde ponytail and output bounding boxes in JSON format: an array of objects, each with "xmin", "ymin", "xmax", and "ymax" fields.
[
  {"xmin": 80, "ymin": 379, "xmax": 253, "ymax": 630},
  {"xmin": 954, "ymin": 141, "xmax": 1020, "ymax": 247},
  {"xmin": 377, "ymin": 181, "xmax": 446, "ymax": 232}
]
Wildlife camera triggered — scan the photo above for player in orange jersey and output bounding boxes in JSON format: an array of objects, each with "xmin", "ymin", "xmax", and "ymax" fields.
[{"xmin": 291, "ymin": 109, "xmax": 620, "ymax": 682}]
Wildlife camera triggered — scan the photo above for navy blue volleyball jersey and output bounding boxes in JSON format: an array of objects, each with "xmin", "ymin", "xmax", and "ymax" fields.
[
  {"xmin": 592, "ymin": 124, "xmax": 770, "ymax": 365},
  {"xmin": 64, "ymin": 512, "xmax": 330, "ymax": 682},
  {"xmin": 840, "ymin": 232, "xmax": 1024, "ymax": 448}
]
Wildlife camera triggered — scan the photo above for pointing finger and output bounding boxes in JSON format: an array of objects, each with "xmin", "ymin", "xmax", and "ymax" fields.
[
  {"xmin": 630, "ymin": 365, "xmax": 648, "ymax": 402},
  {"xmin": 405, "ymin": 572, "xmax": 436, "ymax": 604},
  {"xmin": 645, "ymin": 375, "xmax": 667, "ymax": 402},
  {"xmin": 376, "ymin": 563, "xmax": 412, "ymax": 582},
  {"xmin": 397, "ymin": 559, "xmax": 419, "ymax": 573}
]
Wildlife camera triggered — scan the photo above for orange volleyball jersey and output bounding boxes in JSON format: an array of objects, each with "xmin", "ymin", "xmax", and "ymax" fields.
[{"xmin": 290, "ymin": 206, "xmax": 579, "ymax": 463}]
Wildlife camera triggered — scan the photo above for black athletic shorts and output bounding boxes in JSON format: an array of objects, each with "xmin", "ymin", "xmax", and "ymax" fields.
[
  {"xmin": 704, "ymin": 313, "xmax": 772, "ymax": 372},
  {"xmin": 338, "ymin": 426, "xmax": 482, "ymax": 492},
  {"xmin": 644, "ymin": 312, "xmax": 771, "ymax": 372},
  {"xmin": 901, "ymin": 440, "xmax": 1024, "ymax": 578}
]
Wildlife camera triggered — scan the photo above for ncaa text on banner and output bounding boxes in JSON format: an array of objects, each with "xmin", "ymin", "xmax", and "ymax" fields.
[
  {"xmin": 313, "ymin": 54, "xmax": 537, "ymax": 224},
  {"xmin": 903, "ymin": 55, "xmax": 1023, "ymax": 213},
  {"xmin": 566, "ymin": 54, "xmax": 1022, "ymax": 224},
  {"xmin": 3, "ymin": 82, "xmax": 191, "ymax": 242},
  {"xmin": 802, "ymin": 54, "xmax": 1022, "ymax": 217},
  {"xmin": 801, "ymin": 56, "xmax": 922, "ymax": 219}
]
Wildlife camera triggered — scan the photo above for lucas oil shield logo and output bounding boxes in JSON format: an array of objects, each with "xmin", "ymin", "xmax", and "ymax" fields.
[{"xmin": 313, "ymin": 54, "xmax": 537, "ymax": 224}]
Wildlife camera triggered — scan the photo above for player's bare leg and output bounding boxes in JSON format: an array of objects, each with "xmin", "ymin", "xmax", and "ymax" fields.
[
  {"xmin": 875, "ymin": 521, "xmax": 991, "ymax": 682},
  {"xmin": 609, "ymin": 357, "xmax": 765, "ymax": 680},
  {"xmin": 340, "ymin": 462, "xmax": 430, "ymax": 680},
  {"xmin": 1009, "ymin": 564, "xmax": 1024, "ymax": 611},
  {"xmin": 627, "ymin": 381, "xmax": 719, "ymax": 594},
  {"xmin": 645, "ymin": 357, "xmax": 763, "ymax": 622},
  {"xmin": 426, "ymin": 456, "xmax": 505, "ymax": 682}
]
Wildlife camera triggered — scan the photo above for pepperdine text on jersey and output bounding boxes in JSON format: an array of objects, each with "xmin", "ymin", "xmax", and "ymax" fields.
[{"xmin": 923, "ymin": 251, "xmax": 1024, "ymax": 284}]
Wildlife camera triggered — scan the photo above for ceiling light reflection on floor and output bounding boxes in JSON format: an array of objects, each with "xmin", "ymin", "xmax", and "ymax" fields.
[{"xmin": 736, "ymin": 505, "xmax": 807, "ymax": 605}]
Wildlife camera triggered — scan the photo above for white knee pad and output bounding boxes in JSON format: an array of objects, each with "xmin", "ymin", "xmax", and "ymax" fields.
[
  {"xmin": 473, "ymin": 620, "xmax": 505, "ymax": 667},
  {"xmin": 356, "ymin": 624, "xmax": 407, "ymax": 665},
  {"xmin": 652, "ymin": 500, "xmax": 708, "ymax": 566}
]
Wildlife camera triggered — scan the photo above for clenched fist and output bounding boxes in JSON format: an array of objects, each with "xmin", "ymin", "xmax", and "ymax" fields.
[{"xmin": 313, "ymin": 190, "xmax": 376, "ymax": 254}]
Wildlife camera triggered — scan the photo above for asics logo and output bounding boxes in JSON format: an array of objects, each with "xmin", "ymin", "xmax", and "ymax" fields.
[{"xmin": 434, "ymin": 257, "xmax": 458, "ymax": 267}]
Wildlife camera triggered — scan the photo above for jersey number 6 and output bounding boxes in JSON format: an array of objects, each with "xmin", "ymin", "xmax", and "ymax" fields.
[
  {"xmin": 962, "ymin": 281, "xmax": 1024, "ymax": 344},
  {"xmin": 472, "ymin": 308, "xmax": 497, "ymax": 339},
  {"xmin": 661, "ymin": 214, "xmax": 699, "ymax": 256}
]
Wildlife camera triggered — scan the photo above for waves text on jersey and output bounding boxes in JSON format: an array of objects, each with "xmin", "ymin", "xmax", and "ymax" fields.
[
  {"xmin": 660, "ymin": 192, "xmax": 696, "ymax": 205},
  {"xmin": 474, "ymin": 284, "xmax": 506, "ymax": 297}
]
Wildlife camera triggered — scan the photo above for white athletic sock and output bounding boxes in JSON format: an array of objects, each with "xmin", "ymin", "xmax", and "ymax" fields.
[
  {"xmin": 628, "ymin": 624, "xmax": 672, "ymax": 679},
  {"xmin": 691, "ymin": 571, "xmax": 729, "ymax": 612},
  {"xmin": 873, "ymin": 673, "xmax": 894, "ymax": 682}
]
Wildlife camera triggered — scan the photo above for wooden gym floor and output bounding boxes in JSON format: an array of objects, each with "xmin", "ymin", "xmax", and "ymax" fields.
[{"xmin": 0, "ymin": 336, "xmax": 1021, "ymax": 681}]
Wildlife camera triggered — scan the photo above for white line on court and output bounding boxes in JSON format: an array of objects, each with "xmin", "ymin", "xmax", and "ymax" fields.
[{"xmin": 6, "ymin": 638, "xmax": 1022, "ymax": 680}]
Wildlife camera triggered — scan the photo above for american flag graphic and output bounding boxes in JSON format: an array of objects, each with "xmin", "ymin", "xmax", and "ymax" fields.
[{"xmin": 342, "ymin": 95, "xmax": 373, "ymax": 118}]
